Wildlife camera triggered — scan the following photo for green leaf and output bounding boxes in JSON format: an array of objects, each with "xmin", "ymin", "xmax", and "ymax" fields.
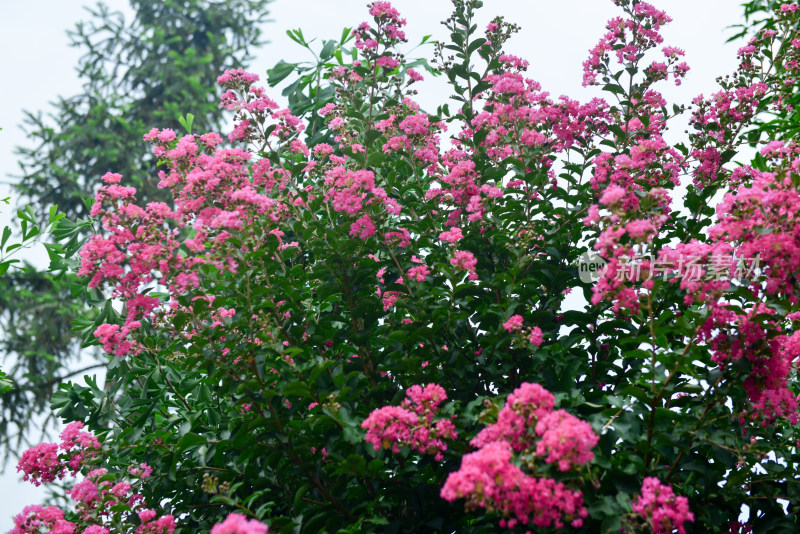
[
  {"xmin": 177, "ymin": 432, "xmax": 206, "ymax": 451},
  {"xmin": 268, "ymin": 60, "xmax": 298, "ymax": 86},
  {"xmin": 178, "ymin": 113, "xmax": 195, "ymax": 134},
  {"xmin": 1, "ymin": 226, "xmax": 11, "ymax": 249},
  {"xmin": 0, "ymin": 368, "xmax": 13, "ymax": 394},
  {"xmin": 320, "ymin": 40, "xmax": 336, "ymax": 60}
]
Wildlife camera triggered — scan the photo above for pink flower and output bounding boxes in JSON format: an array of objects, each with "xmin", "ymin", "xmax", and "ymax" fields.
[
  {"xmin": 439, "ymin": 227, "xmax": 463, "ymax": 243},
  {"xmin": 760, "ymin": 140, "xmax": 785, "ymax": 157},
  {"xmin": 217, "ymin": 69, "xmax": 259, "ymax": 87},
  {"xmin": 313, "ymin": 143, "xmax": 334, "ymax": 156},
  {"xmin": 362, "ymin": 405, "xmax": 419, "ymax": 453},
  {"xmin": 349, "ymin": 214, "xmax": 376, "ymax": 240},
  {"xmin": 381, "ymin": 290, "xmax": 403, "ymax": 311},
  {"xmin": 129, "ymin": 462, "xmax": 153, "ymax": 479},
  {"xmin": 626, "ymin": 219, "xmax": 655, "ymax": 238},
  {"xmin": 440, "ymin": 441, "xmax": 588, "ymax": 529},
  {"xmin": 503, "ymin": 314, "xmax": 524, "ymax": 332},
  {"xmin": 368, "ymin": 1, "xmax": 403, "ymax": 22},
  {"xmin": 535, "ymin": 410, "xmax": 599, "ymax": 471},
  {"xmin": 450, "ymin": 250, "xmax": 478, "ymax": 278},
  {"xmin": 599, "ymin": 184, "xmax": 626, "ymax": 206},
  {"xmin": 529, "ymin": 326, "xmax": 544, "ymax": 347},
  {"xmin": 318, "ymin": 103, "xmax": 336, "ymax": 116},
  {"xmin": 68, "ymin": 478, "xmax": 100, "ymax": 507},
  {"xmin": 407, "ymin": 68, "xmax": 424, "ymax": 82},
  {"xmin": 211, "ymin": 513, "xmax": 269, "ymax": 534},
  {"xmin": 17, "ymin": 443, "xmax": 62, "ymax": 486},
  {"xmin": 362, "ymin": 384, "xmax": 457, "ymax": 459},
  {"xmin": 632, "ymin": 478, "xmax": 694, "ymax": 534},
  {"xmin": 376, "ymin": 56, "xmax": 400, "ymax": 70},
  {"xmin": 471, "ymin": 382, "xmax": 556, "ymax": 452},
  {"xmin": 408, "ymin": 264, "xmax": 430, "ymax": 282},
  {"xmin": 399, "ymin": 113, "xmax": 431, "ymax": 135},
  {"xmin": 10, "ymin": 505, "xmax": 74, "ymax": 534},
  {"xmin": 136, "ymin": 512, "xmax": 176, "ymax": 534}
]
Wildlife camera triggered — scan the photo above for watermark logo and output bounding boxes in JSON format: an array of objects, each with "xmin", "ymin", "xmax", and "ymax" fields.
[
  {"xmin": 576, "ymin": 252, "xmax": 762, "ymax": 284},
  {"xmin": 577, "ymin": 252, "xmax": 608, "ymax": 283}
]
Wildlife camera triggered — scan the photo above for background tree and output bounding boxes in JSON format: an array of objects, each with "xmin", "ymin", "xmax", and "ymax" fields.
[{"xmin": 0, "ymin": 0, "xmax": 272, "ymax": 460}]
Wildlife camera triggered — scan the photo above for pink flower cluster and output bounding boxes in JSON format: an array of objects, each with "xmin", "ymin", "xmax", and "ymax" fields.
[
  {"xmin": 439, "ymin": 226, "xmax": 463, "ymax": 243},
  {"xmin": 709, "ymin": 156, "xmax": 800, "ymax": 304},
  {"xmin": 217, "ymin": 69, "xmax": 260, "ymax": 87},
  {"xmin": 424, "ymin": 149, "xmax": 501, "ymax": 241},
  {"xmin": 211, "ymin": 513, "xmax": 269, "ymax": 534},
  {"xmin": 585, "ymin": 127, "xmax": 684, "ymax": 313},
  {"xmin": 632, "ymin": 477, "xmax": 694, "ymax": 534},
  {"xmin": 680, "ymin": 144, "xmax": 800, "ymax": 426},
  {"xmin": 534, "ymin": 410, "xmax": 598, "ymax": 471},
  {"xmin": 471, "ymin": 383, "xmax": 598, "ymax": 462},
  {"xmin": 322, "ymin": 166, "xmax": 402, "ymax": 239},
  {"xmin": 16, "ymin": 443, "xmax": 61, "ymax": 487},
  {"xmin": 689, "ymin": 83, "xmax": 768, "ymax": 187},
  {"xmin": 217, "ymin": 71, "xmax": 302, "ymax": 143},
  {"xmin": 502, "ymin": 314, "xmax": 524, "ymax": 332},
  {"xmin": 502, "ymin": 315, "xmax": 546, "ymax": 349},
  {"xmin": 136, "ymin": 509, "xmax": 177, "ymax": 534},
  {"xmin": 80, "ymin": 72, "xmax": 319, "ymax": 356},
  {"xmin": 698, "ymin": 304, "xmax": 800, "ymax": 425},
  {"xmin": 583, "ymin": 1, "xmax": 687, "ymax": 87},
  {"xmin": 378, "ymin": 105, "xmax": 441, "ymax": 169},
  {"xmin": 369, "ymin": 2, "xmax": 406, "ymax": 41},
  {"xmin": 10, "ymin": 505, "xmax": 76, "ymax": 534},
  {"xmin": 529, "ymin": 326, "xmax": 544, "ymax": 347},
  {"xmin": 68, "ymin": 466, "xmax": 164, "ymax": 529},
  {"xmin": 441, "ymin": 441, "xmax": 587, "ymax": 530},
  {"xmin": 655, "ymin": 240, "xmax": 735, "ymax": 305},
  {"xmin": 472, "ymin": 62, "xmax": 611, "ymax": 164},
  {"xmin": 442, "ymin": 383, "xmax": 597, "ymax": 529},
  {"xmin": 17, "ymin": 422, "xmax": 101, "ymax": 486},
  {"xmin": 361, "ymin": 383, "xmax": 457, "ymax": 461},
  {"xmin": 450, "ymin": 250, "xmax": 478, "ymax": 280},
  {"xmin": 12, "ymin": 460, "xmax": 173, "ymax": 534},
  {"xmin": 353, "ymin": 1, "xmax": 406, "ymax": 70}
]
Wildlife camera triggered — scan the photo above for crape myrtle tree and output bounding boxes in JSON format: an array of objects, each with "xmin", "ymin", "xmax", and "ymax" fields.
[
  {"xmin": 10, "ymin": 0, "xmax": 800, "ymax": 532},
  {"xmin": 732, "ymin": 0, "xmax": 800, "ymax": 142},
  {"xmin": 0, "ymin": 0, "xmax": 271, "ymax": 459}
]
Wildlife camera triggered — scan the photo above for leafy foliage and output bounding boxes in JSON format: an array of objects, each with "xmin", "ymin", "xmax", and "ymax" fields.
[
  {"xmin": 9, "ymin": 1, "xmax": 800, "ymax": 533},
  {"xmin": 730, "ymin": 0, "xmax": 800, "ymax": 144}
]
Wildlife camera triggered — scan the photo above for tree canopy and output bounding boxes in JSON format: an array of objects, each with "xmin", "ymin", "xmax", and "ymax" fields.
[{"xmin": 7, "ymin": 0, "xmax": 800, "ymax": 533}]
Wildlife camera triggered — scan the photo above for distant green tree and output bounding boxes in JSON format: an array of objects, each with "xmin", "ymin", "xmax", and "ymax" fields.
[
  {"xmin": 0, "ymin": 194, "xmax": 74, "ymax": 452},
  {"xmin": 1, "ymin": 0, "xmax": 271, "ymax": 460}
]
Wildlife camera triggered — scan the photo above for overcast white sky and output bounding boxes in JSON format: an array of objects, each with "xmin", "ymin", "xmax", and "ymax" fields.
[{"xmin": 0, "ymin": 0, "xmax": 745, "ymax": 528}]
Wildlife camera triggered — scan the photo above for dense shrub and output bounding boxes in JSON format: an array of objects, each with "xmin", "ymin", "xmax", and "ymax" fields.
[{"xmin": 11, "ymin": 1, "xmax": 800, "ymax": 532}]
